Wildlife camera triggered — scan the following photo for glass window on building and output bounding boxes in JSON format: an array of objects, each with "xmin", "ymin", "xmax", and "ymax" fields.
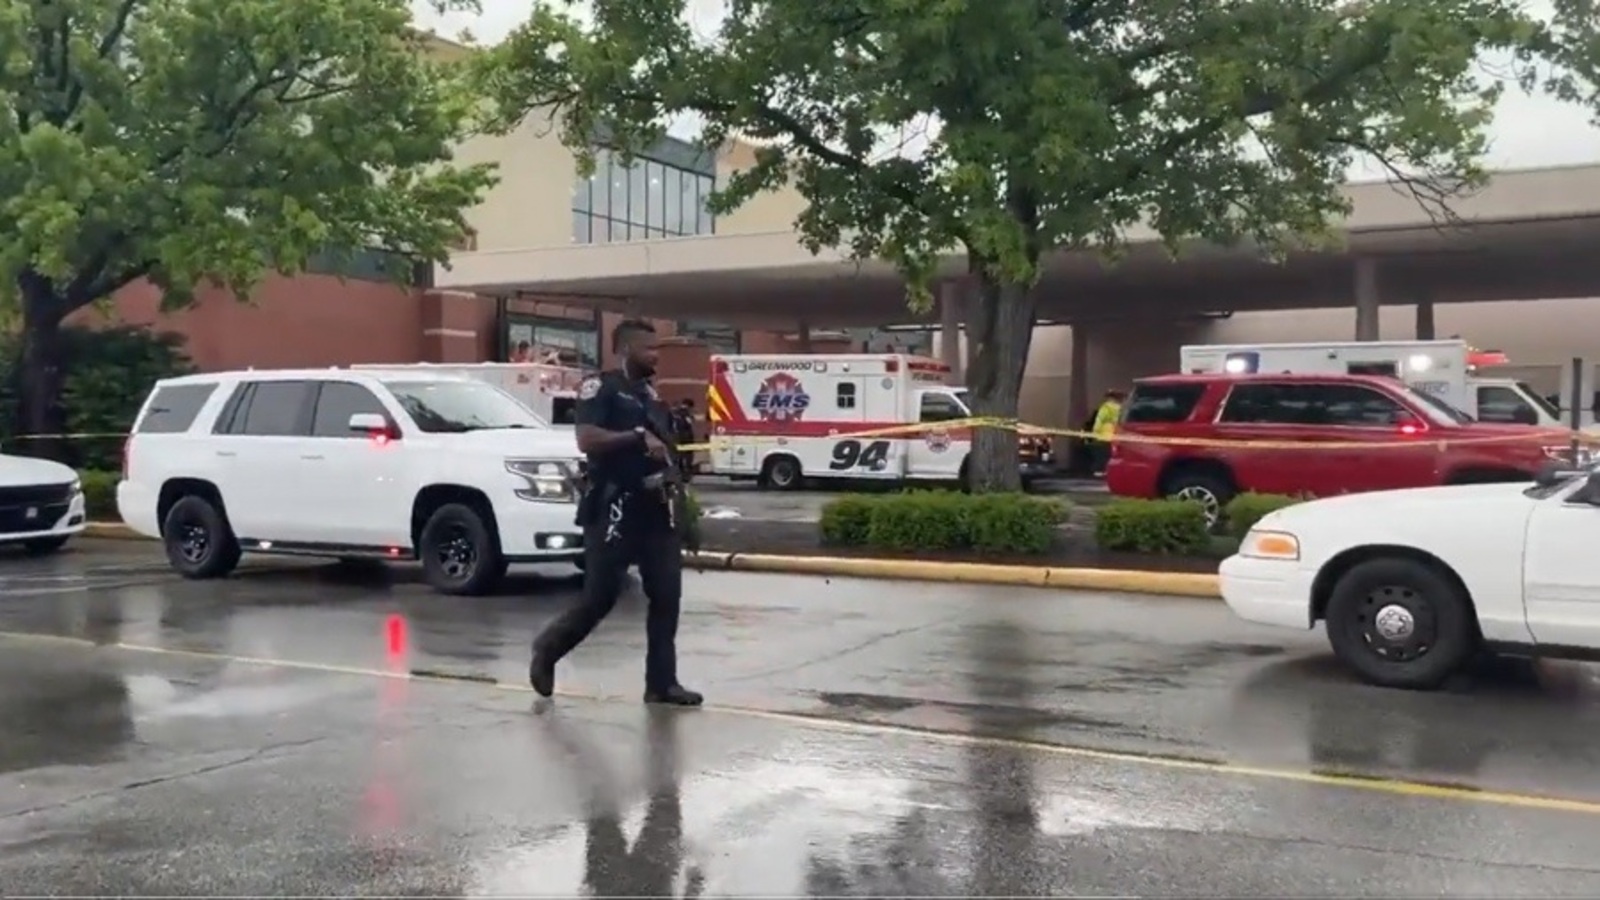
[
  {"xmin": 571, "ymin": 141, "xmax": 717, "ymax": 244},
  {"xmin": 663, "ymin": 167, "xmax": 682, "ymax": 234},
  {"xmin": 506, "ymin": 316, "xmax": 601, "ymax": 369},
  {"xmin": 607, "ymin": 156, "xmax": 628, "ymax": 220},
  {"xmin": 679, "ymin": 175, "xmax": 699, "ymax": 235},
  {"xmin": 646, "ymin": 162, "xmax": 666, "ymax": 231},
  {"xmin": 627, "ymin": 162, "xmax": 648, "ymax": 225}
]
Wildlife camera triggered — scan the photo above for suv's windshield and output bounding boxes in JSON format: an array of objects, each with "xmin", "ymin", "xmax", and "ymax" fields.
[
  {"xmin": 382, "ymin": 380, "xmax": 546, "ymax": 433},
  {"xmin": 1402, "ymin": 386, "xmax": 1475, "ymax": 425}
]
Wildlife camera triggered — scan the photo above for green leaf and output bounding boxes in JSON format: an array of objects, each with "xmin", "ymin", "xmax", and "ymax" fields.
[{"xmin": 0, "ymin": 0, "xmax": 497, "ymax": 318}]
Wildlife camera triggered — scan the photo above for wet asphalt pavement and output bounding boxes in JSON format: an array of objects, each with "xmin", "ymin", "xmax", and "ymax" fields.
[{"xmin": 5, "ymin": 542, "xmax": 1600, "ymax": 895}]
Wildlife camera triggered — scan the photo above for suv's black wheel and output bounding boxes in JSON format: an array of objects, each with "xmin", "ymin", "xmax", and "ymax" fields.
[
  {"xmin": 763, "ymin": 455, "xmax": 803, "ymax": 491},
  {"xmin": 419, "ymin": 502, "xmax": 504, "ymax": 596},
  {"xmin": 162, "ymin": 495, "xmax": 241, "ymax": 579},
  {"xmin": 1163, "ymin": 469, "xmax": 1234, "ymax": 529},
  {"xmin": 21, "ymin": 536, "xmax": 70, "ymax": 556},
  {"xmin": 1324, "ymin": 557, "xmax": 1479, "ymax": 690}
]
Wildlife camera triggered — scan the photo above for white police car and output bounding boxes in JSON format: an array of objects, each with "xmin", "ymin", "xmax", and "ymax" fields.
[
  {"xmin": 1220, "ymin": 463, "xmax": 1600, "ymax": 690},
  {"xmin": 0, "ymin": 451, "xmax": 86, "ymax": 554}
]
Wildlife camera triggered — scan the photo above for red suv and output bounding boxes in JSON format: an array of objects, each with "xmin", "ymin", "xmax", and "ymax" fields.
[{"xmin": 1106, "ymin": 373, "xmax": 1573, "ymax": 522}]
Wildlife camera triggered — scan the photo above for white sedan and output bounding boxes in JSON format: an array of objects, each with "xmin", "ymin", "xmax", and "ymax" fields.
[
  {"xmin": 0, "ymin": 453, "xmax": 86, "ymax": 555},
  {"xmin": 1219, "ymin": 465, "xmax": 1600, "ymax": 690}
]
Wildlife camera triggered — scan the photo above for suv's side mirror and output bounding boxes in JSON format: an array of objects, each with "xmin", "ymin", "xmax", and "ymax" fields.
[{"xmin": 348, "ymin": 413, "xmax": 395, "ymax": 439}]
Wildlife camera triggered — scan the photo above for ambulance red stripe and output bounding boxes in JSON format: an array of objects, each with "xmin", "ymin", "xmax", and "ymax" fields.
[{"xmin": 709, "ymin": 371, "xmax": 750, "ymax": 423}]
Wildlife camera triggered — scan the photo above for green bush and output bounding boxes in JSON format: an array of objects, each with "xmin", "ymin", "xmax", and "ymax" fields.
[
  {"xmin": 1094, "ymin": 499, "xmax": 1211, "ymax": 555},
  {"xmin": 963, "ymin": 492, "xmax": 1065, "ymax": 555},
  {"xmin": 79, "ymin": 469, "xmax": 120, "ymax": 521},
  {"xmin": 0, "ymin": 325, "xmax": 194, "ymax": 470},
  {"xmin": 1223, "ymin": 492, "xmax": 1304, "ymax": 538},
  {"xmin": 819, "ymin": 491, "xmax": 1065, "ymax": 555},
  {"xmin": 820, "ymin": 495, "xmax": 877, "ymax": 546}
]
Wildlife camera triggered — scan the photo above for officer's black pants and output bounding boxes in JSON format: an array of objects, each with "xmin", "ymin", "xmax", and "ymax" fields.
[{"xmin": 534, "ymin": 491, "xmax": 682, "ymax": 691}]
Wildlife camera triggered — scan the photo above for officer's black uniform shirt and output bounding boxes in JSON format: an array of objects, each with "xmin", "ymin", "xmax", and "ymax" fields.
[{"xmin": 573, "ymin": 368, "xmax": 669, "ymax": 489}]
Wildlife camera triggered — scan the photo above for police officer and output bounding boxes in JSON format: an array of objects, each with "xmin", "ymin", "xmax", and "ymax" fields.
[{"xmin": 529, "ymin": 319, "xmax": 703, "ymax": 707}]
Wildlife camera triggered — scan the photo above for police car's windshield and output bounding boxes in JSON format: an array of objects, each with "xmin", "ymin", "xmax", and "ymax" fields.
[
  {"xmin": 383, "ymin": 380, "xmax": 546, "ymax": 433},
  {"xmin": 1401, "ymin": 385, "xmax": 1475, "ymax": 425}
]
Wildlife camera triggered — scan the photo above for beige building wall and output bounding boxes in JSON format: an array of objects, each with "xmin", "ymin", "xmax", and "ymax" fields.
[
  {"xmin": 454, "ymin": 113, "xmax": 577, "ymax": 251},
  {"xmin": 714, "ymin": 141, "xmax": 810, "ymax": 235}
]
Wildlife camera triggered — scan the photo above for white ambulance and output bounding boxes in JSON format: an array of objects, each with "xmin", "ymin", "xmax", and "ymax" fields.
[
  {"xmin": 1179, "ymin": 340, "xmax": 1568, "ymax": 428},
  {"xmin": 704, "ymin": 353, "xmax": 1052, "ymax": 489},
  {"xmin": 351, "ymin": 363, "xmax": 586, "ymax": 425}
]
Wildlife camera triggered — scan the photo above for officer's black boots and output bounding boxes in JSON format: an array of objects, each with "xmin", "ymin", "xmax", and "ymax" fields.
[
  {"xmin": 644, "ymin": 685, "xmax": 704, "ymax": 706},
  {"xmin": 529, "ymin": 648, "xmax": 556, "ymax": 698}
]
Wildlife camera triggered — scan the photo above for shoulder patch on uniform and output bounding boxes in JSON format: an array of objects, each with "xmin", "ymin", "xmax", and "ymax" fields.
[{"xmin": 578, "ymin": 376, "xmax": 601, "ymax": 400}]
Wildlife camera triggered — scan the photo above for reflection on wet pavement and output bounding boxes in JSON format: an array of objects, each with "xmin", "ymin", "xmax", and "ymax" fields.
[{"xmin": 5, "ymin": 541, "xmax": 1600, "ymax": 894}]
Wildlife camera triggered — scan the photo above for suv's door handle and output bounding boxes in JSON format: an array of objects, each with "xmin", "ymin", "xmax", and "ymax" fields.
[
  {"xmin": 215, "ymin": 451, "xmax": 236, "ymax": 458},
  {"xmin": 300, "ymin": 454, "xmax": 324, "ymax": 460}
]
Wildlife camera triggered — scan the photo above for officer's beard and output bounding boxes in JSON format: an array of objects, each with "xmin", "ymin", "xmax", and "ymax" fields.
[{"xmin": 624, "ymin": 358, "xmax": 656, "ymax": 380}]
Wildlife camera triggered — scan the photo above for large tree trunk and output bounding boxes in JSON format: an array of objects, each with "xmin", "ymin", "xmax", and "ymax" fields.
[
  {"xmin": 14, "ymin": 273, "xmax": 70, "ymax": 462},
  {"xmin": 961, "ymin": 260, "xmax": 1039, "ymax": 493}
]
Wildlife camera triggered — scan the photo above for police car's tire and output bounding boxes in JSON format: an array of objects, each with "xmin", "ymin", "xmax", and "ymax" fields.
[
  {"xmin": 763, "ymin": 455, "xmax": 803, "ymax": 491},
  {"xmin": 1324, "ymin": 557, "xmax": 1479, "ymax": 691},
  {"xmin": 162, "ymin": 494, "xmax": 241, "ymax": 580},
  {"xmin": 419, "ymin": 502, "xmax": 504, "ymax": 596}
]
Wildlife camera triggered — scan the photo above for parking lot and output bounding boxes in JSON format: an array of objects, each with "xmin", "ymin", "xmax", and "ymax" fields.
[{"xmin": 4, "ymin": 540, "xmax": 1600, "ymax": 895}]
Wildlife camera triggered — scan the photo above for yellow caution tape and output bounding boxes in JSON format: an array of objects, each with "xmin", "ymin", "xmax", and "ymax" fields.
[
  {"xmin": 10, "ymin": 418, "xmax": 1598, "ymax": 454},
  {"xmin": 681, "ymin": 419, "xmax": 1600, "ymax": 453}
]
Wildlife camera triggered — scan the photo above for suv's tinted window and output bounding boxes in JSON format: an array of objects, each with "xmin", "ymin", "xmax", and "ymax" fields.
[
  {"xmin": 135, "ymin": 384, "xmax": 217, "ymax": 434},
  {"xmin": 1123, "ymin": 384, "xmax": 1204, "ymax": 423},
  {"xmin": 1220, "ymin": 383, "xmax": 1407, "ymax": 426},
  {"xmin": 237, "ymin": 381, "xmax": 314, "ymax": 436},
  {"xmin": 311, "ymin": 382, "xmax": 389, "ymax": 437}
]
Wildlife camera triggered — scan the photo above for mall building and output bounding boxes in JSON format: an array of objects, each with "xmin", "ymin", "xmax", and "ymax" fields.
[{"xmin": 89, "ymin": 33, "xmax": 1600, "ymax": 430}]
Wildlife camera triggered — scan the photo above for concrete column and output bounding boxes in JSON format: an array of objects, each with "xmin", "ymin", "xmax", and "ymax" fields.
[
  {"xmin": 939, "ymin": 280, "xmax": 964, "ymax": 382},
  {"xmin": 1354, "ymin": 257, "xmax": 1380, "ymax": 341},
  {"xmin": 1067, "ymin": 324, "xmax": 1090, "ymax": 428},
  {"xmin": 1415, "ymin": 294, "xmax": 1435, "ymax": 340}
]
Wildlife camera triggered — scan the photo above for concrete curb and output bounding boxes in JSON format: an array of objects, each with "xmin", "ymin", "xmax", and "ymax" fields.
[
  {"xmin": 685, "ymin": 552, "xmax": 1221, "ymax": 598},
  {"xmin": 81, "ymin": 522, "xmax": 1221, "ymax": 599}
]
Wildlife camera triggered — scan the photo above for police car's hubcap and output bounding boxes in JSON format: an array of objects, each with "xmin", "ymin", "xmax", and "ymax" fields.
[
  {"xmin": 177, "ymin": 524, "xmax": 208, "ymax": 562},
  {"xmin": 1360, "ymin": 586, "xmax": 1432, "ymax": 661},
  {"xmin": 1374, "ymin": 604, "xmax": 1415, "ymax": 641},
  {"xmin": 437, "ymin": 527, "xmax": 476, "ymax": 579}
]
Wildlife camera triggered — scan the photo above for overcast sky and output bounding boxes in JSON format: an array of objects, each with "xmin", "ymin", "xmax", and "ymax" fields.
[{"xmin": 412, "ymin": 0, "xmax": 1600, "ymax": 174}]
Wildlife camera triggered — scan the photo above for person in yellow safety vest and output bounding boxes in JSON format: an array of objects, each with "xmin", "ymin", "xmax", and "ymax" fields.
[{"xmin": 1090, "ymin": 388, "xmax": 1125, "ymax": 476}]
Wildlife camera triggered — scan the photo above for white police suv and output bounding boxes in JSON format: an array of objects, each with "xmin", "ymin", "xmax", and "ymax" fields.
[
  {"xmin": 0, "ymin": 450, "xmax": 85, "ymax": 555},
  {"xmin": 117, "ymin": 368, "xmax": 584, "ymax": 595},
  {"xmin": 1220, "ymin": 462, "xmax": 1600, "ymax": 690}
]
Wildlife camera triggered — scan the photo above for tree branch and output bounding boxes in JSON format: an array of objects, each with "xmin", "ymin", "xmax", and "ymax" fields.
[{"xmin": 65, "ymin": 0, "xmax": 141, "ymax": 120}]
